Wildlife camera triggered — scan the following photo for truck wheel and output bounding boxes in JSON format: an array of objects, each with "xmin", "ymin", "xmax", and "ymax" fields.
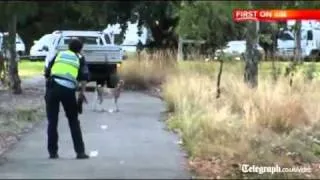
[{"xmin": 107, "ymin": 73, "xmax": 120, "ymax": 88}]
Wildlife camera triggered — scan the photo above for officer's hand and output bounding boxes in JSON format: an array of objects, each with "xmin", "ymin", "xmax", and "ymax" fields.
[
  {"xmin": 78, "ymin": 92, "xmax": 88, "ymax": 104},
  {"xmin": 45, "ymin": 77, "xmax": 53, "ymax": 88}
]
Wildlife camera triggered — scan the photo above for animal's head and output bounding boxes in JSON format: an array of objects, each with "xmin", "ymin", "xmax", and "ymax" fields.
[{"xmin": 119, "ymin": 80, "xmax": 125, "ymax": 86}]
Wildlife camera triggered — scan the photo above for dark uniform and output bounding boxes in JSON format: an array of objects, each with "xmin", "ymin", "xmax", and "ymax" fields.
[{"xmin": 44, "ymin": 39, "xmax": 89, "ymax": 159}]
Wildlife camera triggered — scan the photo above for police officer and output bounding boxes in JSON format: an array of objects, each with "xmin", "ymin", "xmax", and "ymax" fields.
[{"xmin": 44, "ymin": 39, "xmax": 89, "ymax": 159}]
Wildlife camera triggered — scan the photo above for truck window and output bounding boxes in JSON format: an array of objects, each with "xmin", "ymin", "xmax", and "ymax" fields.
[
  {"xmin": 307, "ymin": 30, "xmax": 313, "ymax": 40},
  {"xmin": 278, "ymin": 32, "xmax": 294, "ymax": 41},
  {"xmin": 61, "ymin": 36, "xmax": 103, "ymax": 45},
  {"xmin": 52, "ymin": 36, "xmax": 58, "ymax": 45},
  {"xmin": 104, "ymin": 34, "xmax": 111, "ymax": 44}
]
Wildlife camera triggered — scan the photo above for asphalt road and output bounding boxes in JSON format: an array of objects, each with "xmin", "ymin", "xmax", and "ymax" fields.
[{"xmin": 0, "ymin": 77, "xmax": 190, "ymax": 179}]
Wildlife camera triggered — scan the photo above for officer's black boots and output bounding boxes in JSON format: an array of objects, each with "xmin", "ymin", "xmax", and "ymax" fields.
[
  {"xmin": 49, "ymin": 153, "xmax": 59, "ymax": 159},
  {"xmin": 77, "ymin": 153, "xmax": 89, "ymax": 159},
  {"xmin": 49, "ymin": 153, "xmax": 89, "ymax": 159}
]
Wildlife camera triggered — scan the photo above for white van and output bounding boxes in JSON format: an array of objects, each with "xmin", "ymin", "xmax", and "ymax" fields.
[
  {"xmin": 276, "ymin": 20, "xmax": 320, "ymax": 60},
  {"xmin": 29, "ymin": 33, "xmax": 58, "ymax": 61},
  {"xmin": 0, "ymin": 32, "xmax": 26, "ymax": 56}
]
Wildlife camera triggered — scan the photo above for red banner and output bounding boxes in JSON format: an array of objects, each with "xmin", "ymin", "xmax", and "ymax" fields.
[{"xmin": 233, "ymin": 9, "xmax": 320, "ymax": 22}]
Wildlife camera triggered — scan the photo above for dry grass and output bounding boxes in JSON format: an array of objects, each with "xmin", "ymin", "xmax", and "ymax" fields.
[
  {"xmin": 163, "ymin": 65, "xmax": 320, "ymax": 179},
  {"xmin": 120, "ymin": 51, "xmax": 320, "ymax": 178},
  {"xmin": 119, "ymin": 50, "xmax": 177, "ymax": 90}
]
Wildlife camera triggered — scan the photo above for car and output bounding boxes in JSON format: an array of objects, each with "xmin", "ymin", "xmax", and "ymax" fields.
[
  {"xmin": 29, "ymin": 33, "xmax": 58, "ymax": 61},
  {"xmin": 0, "ymin": 32, "xmax": 26, "ymax": 57},
  {"xmin": 215, "ymin": 40, "xmax": 264, "ymax": 61},
  {"xmin": 46, "ymin": 30, "xmax": 123, "ymax": 88}
]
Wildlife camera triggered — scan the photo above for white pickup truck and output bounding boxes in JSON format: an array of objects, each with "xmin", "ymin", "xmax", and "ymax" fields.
[
  {"xmin": 276, "ymin": 20, "xmax": 320, "ymax": 61},
  {"xmin": 46, "ymin": 30, "xmax": 123, "ymax": 88}
]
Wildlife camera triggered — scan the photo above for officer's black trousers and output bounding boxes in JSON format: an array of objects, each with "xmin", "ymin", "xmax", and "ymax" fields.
[{"xmin": 45, "ymin": 80, "xmax": 85, "ymax": 155}]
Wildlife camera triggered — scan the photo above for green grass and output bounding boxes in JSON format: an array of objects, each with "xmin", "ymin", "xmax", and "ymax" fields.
[{"xmin": 18, "ymin": 60, "xmax": 44, "ymax": 78}]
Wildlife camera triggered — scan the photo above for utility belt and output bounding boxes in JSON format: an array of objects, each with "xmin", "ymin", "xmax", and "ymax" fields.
[{"xmin": 46, "ymin": 75, "xmax": 77, "ymax": 89}]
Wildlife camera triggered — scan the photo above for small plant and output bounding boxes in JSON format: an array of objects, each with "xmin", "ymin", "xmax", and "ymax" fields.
[{"xmin": 306, "ymin": 62, "xmax": 317, "ymax": 80}]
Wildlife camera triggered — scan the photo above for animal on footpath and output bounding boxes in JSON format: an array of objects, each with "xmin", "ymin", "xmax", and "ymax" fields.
[{"xmin": 92, "ymin": 79, "xmax": 125, "ymax": 113}]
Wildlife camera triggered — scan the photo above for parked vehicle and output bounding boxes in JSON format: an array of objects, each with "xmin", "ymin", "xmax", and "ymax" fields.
[
  {"xmin": 215, "ymin": 40, "xmax": 264, "ymax": 60},
  {"xmin": 0, "ymin": 32, "xmax": 26, "ymax": 56},
  {"xmin": 276, "ymin": 20, "xmax": 320, "ymax": 61},
  {"xmin": 29, "ymin": 33, "xmax": 58, "ymax": 61},
  {"xmin": 103, "ymin": 21, "xmax": 150, "ymax": 57},
  {"xmin": 46, "ymin": 30, "xmax": 123, "ymax": 87}
]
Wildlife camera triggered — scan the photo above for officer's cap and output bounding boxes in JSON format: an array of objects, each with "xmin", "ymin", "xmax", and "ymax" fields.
[{"xmin": 69, "ymin": 38, "xmax": 83, "ymax": 53}]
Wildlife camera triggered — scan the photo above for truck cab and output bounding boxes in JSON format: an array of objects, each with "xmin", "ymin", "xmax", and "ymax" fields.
[
  {"xmin": 276, "ymin": 20, "xmax": 320, "ymax": 61},
  {"xmin": 29, "ymin": 33, "xmax": 57, "ymax": 61},
  {"xmin": 46, "ymin": 30, "xmax": 123, "ymax": 87}
]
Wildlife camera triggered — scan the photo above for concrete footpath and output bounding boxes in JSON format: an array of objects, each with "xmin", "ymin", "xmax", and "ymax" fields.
[{"xmin": 0, "ymin": 90, "xmax": 190, "ymax": 179}]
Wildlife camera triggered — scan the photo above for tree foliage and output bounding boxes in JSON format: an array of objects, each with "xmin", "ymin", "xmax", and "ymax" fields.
[
  {"xmin": 176, "ymin": 1, "xmax": 247, "ymax": 55},
  {"xmin": 132, "ymin": 1, "xmax": 181, "ymax": 49}
]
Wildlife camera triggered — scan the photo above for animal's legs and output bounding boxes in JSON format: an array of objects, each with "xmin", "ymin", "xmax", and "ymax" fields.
[
  {"xmin": 113, "ymin": 80, "xmax": 124, "ymax": 112},
  {"xmin": 97, "ymin": 84, "xmax": 104, "ymax": 104},
  {"xmin": 92, "ymin": 82, "xmax": 106, "ymax": 112}
]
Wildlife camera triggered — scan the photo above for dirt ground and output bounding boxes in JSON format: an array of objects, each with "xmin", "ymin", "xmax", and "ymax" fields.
[{"xmin": 0, "ymin": 76, "xmax": 46, "ymax": 157}]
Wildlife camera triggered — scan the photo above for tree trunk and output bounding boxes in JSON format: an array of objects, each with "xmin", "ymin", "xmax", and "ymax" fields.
[
  {"xmin": 8, "ymin": 13, "xmax": 22, "ymax": 94},
  {"xmin": 0, "ymin": 52, "xmax": 5, "ymax": 84},
  {"xmin": 271, "ymin": 22, "xmax": 278, "ymax": 59},
  {"xmin": 294, "ymin": 20, "xmax": 302, "ymax": 64},
  {"xmin": 271, "ymin": 22, "xmax": 278, "ymax": 82},
  {"xmin": 287, "ymin": 20, "xmax": 302, "ymax": 87},
  {"xmin": 244, "ymin": 2, "xmax": 259, "ymax": 88}
]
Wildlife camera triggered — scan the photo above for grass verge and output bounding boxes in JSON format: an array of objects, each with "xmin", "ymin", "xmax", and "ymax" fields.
[
  {"xmin": 0, "ymin": 87, "xmax": 45, "ymax": 156},
  {"xmin": 18, "ymin": 60, "xmax": 44, "ymax": 79},
  {"xmin": 163, "ymin": 62, "xmax": 320, "ymax": 179}
]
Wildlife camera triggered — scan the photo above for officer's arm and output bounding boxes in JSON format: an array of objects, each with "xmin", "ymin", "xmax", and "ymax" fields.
[
  {"xmin": 77, "ymin": 55, "xmax": 90, "ymax": 93},
  {"xmin": 77, "ymin": 55, "xmax": 90, "ymax": 81},
  {"xmin": 44, "ymin": 54, "xmax": 57, "ymax": 79}
]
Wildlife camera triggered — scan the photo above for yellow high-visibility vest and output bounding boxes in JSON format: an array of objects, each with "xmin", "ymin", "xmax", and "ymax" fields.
[{"xmin": 51, "ymin": 50, "xmax": 80, "ymax": 84}]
